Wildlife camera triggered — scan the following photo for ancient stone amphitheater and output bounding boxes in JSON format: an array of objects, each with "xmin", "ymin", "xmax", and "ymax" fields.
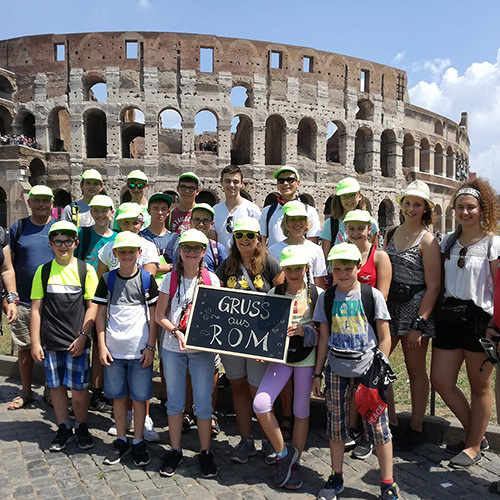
[{"xmin": 0, "ymin": 31, "xmax": 469, "ymax": 231}]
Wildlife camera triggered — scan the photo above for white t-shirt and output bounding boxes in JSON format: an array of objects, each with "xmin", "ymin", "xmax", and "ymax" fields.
[
  {"xmin": 159, "ymin": 270, "xmax": 220, "ymax": 353},
  {"xmin": 98, "ymin": 236, "xmax": 160, "ymax": 271},
  {"xmin": 442, "ymin": 234, "xmax": 500, "ymax": 314},
  {"xmin": 260, "ymin": 202, "xmax": 321, "ymax": 247},
  {"xmin": 268, "ymin": 240, "xmax": 327, "ymax": 282},
  {"xmin": 213, "ymin": 199, "xmax": 262, "ymax": 251}
]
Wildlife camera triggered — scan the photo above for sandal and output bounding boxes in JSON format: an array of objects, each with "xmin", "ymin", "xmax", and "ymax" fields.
[
  {"xmin": 211, "ymin": 413, "xmax": 220, "ymax": 436},
  {"xmin": 279, "ymin": 416, "xmax": 293, "ymax": 442},
  {"xmin": 8, "ymin": 390, "xmax": 34, "ymax": 410}
]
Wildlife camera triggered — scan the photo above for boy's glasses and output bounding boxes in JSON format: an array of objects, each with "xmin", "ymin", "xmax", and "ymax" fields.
[
  {"xmin": 128, "ymin": 183, "xmax": 145, "ymax": 190},
  {"xmin": 234, "ymin": 232, "xmax": 257, "ymax": 240},
  {"xmin": 179, "ymin": 184, "xmax": 197, "ymax": 193},
  {"xmin": 179, "ymin": 245, "xmax": 206, "ymax": 254},
  {"xmin": 458, "ymin": 246, "xmax": 468, "ymax": 268},
  {"xmin": 277, "ymin": 177, "xmax": 297, "ymax": 185},
  {"xmin": 51, "ymin": 239, "xmax": 76, "ymax": 247},
  {"xmin": 191, "ymin": 217, "xmax": 212, "ymax": 226}
]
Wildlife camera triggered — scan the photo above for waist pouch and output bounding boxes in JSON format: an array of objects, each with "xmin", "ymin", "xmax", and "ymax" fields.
[
  {"xmin": 328, "ymin": 347, "xmax": 375, "ymax": 378},
  {"xmin": 388, "ymin": 282, "xmax": 425, "ymax": 303}
]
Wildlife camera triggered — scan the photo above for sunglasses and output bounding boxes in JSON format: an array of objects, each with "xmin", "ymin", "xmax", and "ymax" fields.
[
  {"xmin": 277, "ymin": 177, "xmax": 297, "ymax": 185},
  {"xmin": 128, "ymin": 183, "xmax": 145, "ymax": 190},
  {"xmin": 226, "ymin": 215, "xmax": 233, "ymax": 234},
  {"xmin": 457, "ymin": 246, "xmax": 468, "ymax": 269},
  {"xmin": 179, "ymin": 184, "xmax": 197, "ymax": 193},
  {"xmin": 51, "ymin": 239, "xmax": 76, "ymax": 247},
  {"xmin": 179, "ymin": 245, "xmax": 206, "ymax": 254},
  {"xmin": 234, "ymin": 231, "xmax": 257, "ymax": 240},
  {"xmin": 191, "ymin": 217, "xmax": 212, "ymax": 226}
]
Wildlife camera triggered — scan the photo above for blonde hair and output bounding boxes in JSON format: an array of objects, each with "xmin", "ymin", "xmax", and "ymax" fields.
[{"xmin": 280, "ymin": 215, "xmax": 311, "ymax": 237}]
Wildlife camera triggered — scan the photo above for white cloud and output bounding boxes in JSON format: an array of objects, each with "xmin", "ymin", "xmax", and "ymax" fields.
[
  {"xmin": 393, "ymin": 52, "xmax": 405, "ymax": 63},
  {"xmin": 411, "ymin": 58, "xmax": 451, "ymax": 80},
  {"xmin": 139, "ymin": 0, "xmax": 151, "ymax": 9}
]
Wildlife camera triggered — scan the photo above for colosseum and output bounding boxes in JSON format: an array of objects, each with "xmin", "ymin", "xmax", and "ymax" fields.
[{"xmin": 0, "ymin": 31, "xmax": 470, "ymax": 231}]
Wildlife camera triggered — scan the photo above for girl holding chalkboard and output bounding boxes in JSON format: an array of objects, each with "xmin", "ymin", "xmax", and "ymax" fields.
[
  {"xmin": 155, "ymin": 229, "xmax": 221, "ymax": 479},
  {"xmin": 215, "ymin": 216, "xmax": 283, "ymax": 465},
  {"xmin": 253, "ymin": 245, "xmax": 322, "ymax": 489}
]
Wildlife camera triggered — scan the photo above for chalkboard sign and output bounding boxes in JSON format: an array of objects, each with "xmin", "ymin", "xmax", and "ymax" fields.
[{"xmin": 185, "ymin": 286, "xmax": 293, "ymax": 363}]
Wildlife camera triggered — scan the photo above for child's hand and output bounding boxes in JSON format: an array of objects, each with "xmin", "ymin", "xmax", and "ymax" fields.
[
  {"xmin": 5, "ymin": 303, "xmax": 17, "ymax": 324},
  {"xmin": 68, "ymin": 335, "xmax": 87, "ymax": 358},
  {"xmin": 312, "ymin": 377, "xmax": 324, "ymax": 398},
  {"xmin": 31, "ymin": 342, "xmax": 45, "ymax": 362},
  {"xmin": 287, "ymin": 324, "xmax": 304, "ymax": 337},
  {"xmin": 140, "ymin": 348, "xmax": 155, "ymax": 368},
  {"xmin": 99, "ymin": 345, "xmax": 113, "ymax": 366},
  {"xmin": 176, "ymin": 331, "xmax": 187, "ymax": 351},
  {"xmin": 407, "ymin": 329, "xmax": 423, "ymax": 350}
]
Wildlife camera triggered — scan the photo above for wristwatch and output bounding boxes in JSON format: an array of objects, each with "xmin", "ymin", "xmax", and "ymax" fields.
[
  {"xmin": 171, "ymin": 327, "xmax": 179, "ymax": 337},
  {"xmin": 79, "ymin": 330, "xmax": 91, "ymax": 339},
  {"xmin": 313, "ymin": 373, "xmax": 323, "ymax": 379},
  {"xmin": 411, "ymin": 315, "xmax": 427, "ymax": 331}
]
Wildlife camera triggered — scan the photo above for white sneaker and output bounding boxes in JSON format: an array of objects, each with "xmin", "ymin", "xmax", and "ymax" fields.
[
  {"xmin": 143, "ymin": 415, "xmax": 160, "ymax": 442},
  {"xmin": 108, "ymin": 416, "xmax": 133, "ymax": 436}
]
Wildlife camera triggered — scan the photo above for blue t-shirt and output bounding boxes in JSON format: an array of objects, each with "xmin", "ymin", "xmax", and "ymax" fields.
[
  {"xmin": 9, "ymin": 217, "xmax": 56, "ymax": 304},
  {"xmin": 140, "ymin": 228, "xmax": 173, "ymax": 259},
  {"xmin": 74, "ymin": 227, "xmax": 117, "ymax": 271},
  {"xmin": 172, "ymin": 238, "xmax": 228, "ymax": 273}
]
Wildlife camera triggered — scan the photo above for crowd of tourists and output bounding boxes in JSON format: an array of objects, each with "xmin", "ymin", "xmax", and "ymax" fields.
[
  {"xmin": 1, "ymin": 164, "xmax": 500, "ymax": 500},
  {"xmin": 0, "ymin": 133, "xmax": 37, "ymax": 148}
]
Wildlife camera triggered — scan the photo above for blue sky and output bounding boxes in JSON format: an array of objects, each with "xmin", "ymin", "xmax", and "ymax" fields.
[{"xmin": 2, "ymin": 0, "xmax": 500, "ymax": 187}]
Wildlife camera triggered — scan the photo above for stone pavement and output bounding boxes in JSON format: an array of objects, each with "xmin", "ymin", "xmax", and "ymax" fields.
[{"xmin": 1, "ymin": 376, "xmax": 500, "ymax": 500}]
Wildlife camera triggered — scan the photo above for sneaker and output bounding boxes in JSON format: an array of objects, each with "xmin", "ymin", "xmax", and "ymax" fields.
[
  {"xmin": 285, "ymin": 462, "xmax": 303, "ymax": 490},
  {"xmin": 89, "ymin": 390, "xmax": 113, "ymax": 413},
  {"xmin": 108, "ymin": 416, "xmax": 134, "ymax": 436},
  {"xmin": 231, "ymin": 438, "xmax": 257, "ymax": 464},
  {"xmin": 262, "ymin": 439, "xmax": 277, "ymax": 465},
  {"xmin": 446, "ymin": 437, "xmax": 489, "ymax": 453},
  {"xmin": 182, "ymin": 412, "xmax": 195, "ymax": 433},
  {"xmin": 317, "ymin": 473, "xmax": 344, "ymax": 500},
  {"xmin": 132, "ymin": 440, "xmax": 151, "ymax": 466},
  {"xmin": 345, "ymin": 427, "xmax": 362, "ymax": 451},
  {"xmin": 143, "ymin": 415, "xmax": 160, "ymax": 443},
  {"xmin": 394, "ymin": 428, "xmax": 424, "ymax": 451},
  {"xmin": 159, "ymin": 449, "xmax": 183, "ymax": 477},
  {"xmin": 49, "ymin": 424, "xmax": 74, "ymax": 452},
  {"xmin": 274, "ymin": 444, "xmax": 299, "ymax": 488},
  {"xmin": 103, "ymin": 439, "xmax": 130, "ymax": 465},
  {"xmin": 199, "ymin": 450, "xmax": 218, "ymax": 478},
  {"xmin": 75, "ymin": 423, "xmax": 94, "ymax": 450},
  {"xmin": 380, "ymin": 482, "xmax": 400, "ymax": 500},
  {"xmin": 352, "ymin": 438, "xmax": 374, "ymax": 459}
]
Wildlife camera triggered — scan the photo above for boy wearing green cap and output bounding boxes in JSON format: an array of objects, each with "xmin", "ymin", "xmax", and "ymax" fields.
[
  {"xmin": 30, "ymin": 221, "xmax": 99, "ymax": 452},
  {"xmin": 166, "ymin": 172, "xmax": 200, "ymax": 234},
  {"xmin": 312, "ymin": 243, "xmax": 398, "ymax": 500}
]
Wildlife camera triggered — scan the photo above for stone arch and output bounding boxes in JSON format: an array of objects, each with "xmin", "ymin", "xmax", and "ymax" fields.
[
  {"xmin": 419, "ymin": 138, "xmax": 430, "ymax": 172},
  {"xmin": 48, "ymin": 107, "xmax": 71, "ymax": 152},
  {"xmin": 434, "ymin": 143, "xmax": 444, "ymax": 176},
  {"xmin": 434, "ymin": 119, "xmax": 443, "ymax": 135},
  {"xmin": 264, "ymin": 192, "xmax": 280, "ymax": 207},
  {"xmin": 434, "ymin": 204, "xmax": 443, "ymax": 233},
  {"xmin": 84, "ymin": 108, "xmax": 107, "ymax": 158},
  {"xmin": 403, "ymin": 133, "xmax": 415, "ymax": 168},
  {"xmin": 297, "ymin": 117, "xmax": 317, "ymax": 160},
  {"xmin": 446, "ymin": 146, "xmax": 454, "ymax": 178},
  {"xmin": 378, "ymin": 198, "xmax": 395, "ymax": 232},
  {"xmin": 324, "ymin": 195, "xmax": 333, "ymax": 217},
  {"xmin": 53, "ymin": 189, "xmax": 71, "ymax": 208},
  {"xmin": 195, "ymin": 109, "xmax": 218, "ymax": 154},
  {"xmin": 231, "ymin": 114, "xmax": 252, "ymax": 165},
  {"xmin": 158, "ymin": 108, "xmax": 182, "ymax": 154},
  {"xmin": 356, "ymin": 98, "xmax": 374, "ymax": 120},
  {"xmin": 265, "ymin": 115, "xmax": 286, "ymax": 165},
  {"xmin": 380, "ymin": 129, "xmax": 397, "ymax": 177},
  {"xmin": 14, "ymin": 109, "xmax": 36, "ymax": 139},
  {"xmin": 28, "ymin": 158, "xmax": 46, "ymax": 185},
  {"xmin": 0, "ymin": 105, "xmax": 13, "ymax": 135},
  {"xmin": 326, "ymin": 121, "xmax": 346, "ymax": 165},
  {"xmin": 0, "ymin": 75, "xmax": 14, "ymax": 101},
  {"xmin": 298, "ymin": 193, "xmax": 315, "ymax": 208},
  {"xmin": 0, "ymin": 186, "xmax": 7, "ymax": 228},
  {"xmin": 196, "ymin": 190, "xmax": 219, "ymax": 206},
  {"xmin": 83, "ymin": 73, "xmax": 107, "ymax": 102},
  {"xmin": 354, "ymin": 126, "xmax": 373, "ymax": 174},
  {"xmin": 231, "ymin": 84, "xmax": 252, "ymax": 107},
  {"xmin": 445, "ymin": 204, "xmax": 453, "ymax": 233},
  {"xmin": 121, "ymin": 106, "xmax": 145, "ymax": 159}
]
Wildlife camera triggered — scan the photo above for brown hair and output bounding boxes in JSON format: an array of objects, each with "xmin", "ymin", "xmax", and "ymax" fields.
[
  {"xmin": 398, "ymin": 197, "xmax": 436, "ymax": 226},
  {"xmin": 330, "ymin": 193, "xmax": 366, "ymax": 219},
  {"xmin": 224, "ymin": 235, "xmax": 267, "ymax": 276},
  {"xmin": 173, "ymin": 257, "xmax": 205, "ymax": 299}
]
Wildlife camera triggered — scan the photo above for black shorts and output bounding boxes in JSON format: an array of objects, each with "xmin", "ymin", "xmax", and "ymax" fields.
[{"xmin": 433, "ymin": 298, "xmax": 491, "ymax": 353}]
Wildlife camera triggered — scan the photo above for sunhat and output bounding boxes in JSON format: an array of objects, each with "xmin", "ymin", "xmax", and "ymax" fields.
[
  {"xmin": 126, "ymin": 170, "xmax": 148, "ymax": 183},
  {"xmin": 343, "ymin": 209, "xmax": 372, "ymax": 224},
  {"xmin": 273, "ymin": 166, "xmax": 300, "ymax": 181},
  {"xmin": 233, "ymin": 217, "xmax": 260, "ymax": 234},
  {"xmin": 29, "ymin": 185, "xmax": 53, "ymax": 198},
  {"xmin": 178, "ymin": 228, "xmax": 209, "ymax": 246},
  {"xmin": 49, "ymin": 220, "xmax": 78, "ymax": 236},
  {"xmin": 282, "ymin": 200, "xmax": 308, "ymax": 218},
  {"xmin": 396, "ymin": 180, "xmax": 435, "ymax": 208},
  {"xmin": 192, "ymin": 203, "xmax": 215, "ymax": 218},
  {"xmin": 89, "ymin": 195, "xmax": 114, "ymax": 209},
  {"xmin": 81, "ymin": 169, "xmax": 103, "ymax": 183}
]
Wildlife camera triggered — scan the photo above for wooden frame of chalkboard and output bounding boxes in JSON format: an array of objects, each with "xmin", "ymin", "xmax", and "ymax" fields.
[{"xmin": 185, "ymin": 286, "xmax": 293, "ymax": 363}]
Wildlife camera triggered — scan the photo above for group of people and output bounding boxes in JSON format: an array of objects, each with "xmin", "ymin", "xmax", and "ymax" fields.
[
  {"xmin": 2, "ymin": 163, "xmax": 500, "ymax": 500},
  {"xmin": 0, "ymin": 133, "xmax": 37, "ymax": 148}
]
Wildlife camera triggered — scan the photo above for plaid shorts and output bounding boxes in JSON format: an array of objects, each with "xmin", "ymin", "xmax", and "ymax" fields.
[
  {"xmin": 44, "ymin": 348, "xmax": 90, "ymax": 390},
  {"xmin": 324, "ymin": 364, "xmax": 391, "ymax": 446}
]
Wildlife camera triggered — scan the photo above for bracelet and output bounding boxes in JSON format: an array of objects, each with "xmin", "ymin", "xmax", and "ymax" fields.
[
  {"xmin": 171, "ymin": 327, "xmax": 179, "ymax": 336},
  {"xmin": 313, "ymin": 373, "xmax": 323, "ymax": 379},
  {"xmin": 145, "ymin": 345, "xmax": 156, "ymax": 352},
  {"xmin": 79, "ymin": 331, "xmax": 91, "ymax": 339},
  {"xmin": 6, "ymin": 292, "xmax": 19, "ymax": 304}
]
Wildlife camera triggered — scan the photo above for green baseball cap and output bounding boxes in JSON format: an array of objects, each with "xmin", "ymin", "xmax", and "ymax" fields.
[
  {"xmin": 127, "ymin": 170, "xmax": 148, "ymax": 183},
  {"xmin": 115, "ymin": 202, "xmax": 143, "ymax": 221},
  {"xmin": 343, "ymin": 209, "xmax": 371, "ymax": 224},
  {"xmin": 233, "ymin": 217, "xmax": 260, "ymax": 234},
  {"xmin": 280, "ymin": 245, "xmax": 309, "ymax": 268},
  {"xmin": 273, "ymin": 166, "xmax": 300, "ymax": 181},
  {"xmin": 113, "ymin": 231, "xmax": 141, "ymax": 249},
  {"xmin": 148, "ymin": 193, "xmax": 173, "ymax": 207},
  {"xmin": 89, "ymin": 195, "xmax": 114, "ymax": 209},
  {"xmin": 335, "ymin": 177, "xmax": 360, "ymax": 196},
  {"xmin": 179, "ymin": 172, "xmax": 200, "ymax": 185},
  {"xmin": 282, "ymin": 200, "xmax": 308, "ymax": 218},
  {"xmin": 29, "ymin": 185, "xmax": 54, "ymax": 198},
  {"xmin": 327, "ymin": 242, "xmax": 362, "ymax": 263},
  {"xmin": 81, "ymin": 169, "xmax": 103, "ymax": 183},
  {"xmin": 192, "ymin": 203, "xmax": 215, "ymax": 218},
  {"xmin": 49, "ymin": 220, "xmax": 78, "ymax": 236},
  {"xmin": 178, "ymin": 228, "xmax": 208, "ymax": 246}
]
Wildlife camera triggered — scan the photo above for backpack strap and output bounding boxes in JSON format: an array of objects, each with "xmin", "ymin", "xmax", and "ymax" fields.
[
  {"xmin": 209, "ymin": 239, "xmax": 219, "ymax": 267},
  {"xmin": 265, "ymin": 203, "xmax": 279, "ymax": 237},
  {"xmin": 274, "ymin": 283, "xmax": 286, "ymax": 296},
  {"xmin": 79, "ymin": 227, "xmax": 93, "ymax": 260},
  {"xmin": 325, "ymin": 285, "xmax": 336, "ymax": 332},
  {"xmin": 41, "ymin": 261, "xmax": 52, "ymax": 295},
  {"xmin": 41, "ymin": 259, "xmax": 87, "ymax": 306},
  {"xmin": 386, "ymin": 225, "xmax": 398, "ymax": 245},
  {"xmin": 71, "ymin": 201, "xmax": 80, "ymax": 227},
  {"xmin": 169, "ymin": 270, "xmax": 178, "ymax": 297},
  {"xmin": 443, "ymin": 225, "xmax": 462, "ymax": 260},
  {"xmin": 106, "ymin": 269, "xmax": 119, "ymax": 302},
  {"xmin": 201, "ymin": 268, "xmax": 211, "ymax": 285},
  {"xmin": 139, "ymin": 268, "xmax": 152, "ymax": 321},
  {"xmin": 14, "ymin": 217, "xmax": 28, "ymax": 244},
  {"xmin": 330, "ymin": 217, "xmax": 339, "ymax": 243}
]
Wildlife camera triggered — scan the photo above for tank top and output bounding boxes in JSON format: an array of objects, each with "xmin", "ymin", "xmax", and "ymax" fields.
[{"xmin": 357, "ymin": 245, "xmax": 377, "ymax": 288}]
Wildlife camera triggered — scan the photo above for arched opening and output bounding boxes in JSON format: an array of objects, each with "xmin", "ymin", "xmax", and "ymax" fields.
[
  {"xmin": 22, "ymin": 113, "xmax": 36, "ymax": 140},
  {"xmin": 403, "ymin": 133, "xmax": 415, "ymax": 168},
  {"xmin": 354, "ymin": 127, "xmax": 373, "ymax": 174},
  {"xmin": 231, "ymin": 85, "xmax": 252, "ymax": 107},
  {"xmin": 231, "ymin": 115, "xmax": 252, "ymax": 165},
  {"xmin": 265, "ymin": 115, "xmax": 286, "ymax": 165},
  {"xmin": 84, "ymin": 109, "xmax": 107, "ymax": 158},
  {"xmin": 378, "ymin": 199, "xmax": 394, "ymax": 233},
  {"xmin": 0, "ymin": 187, "xmax": 7, "ymax": 228},
  {"xmin": 445, "ymin": 205, "xmax": 453, "ymax": 233},
  {"xmin": 326, "ymin": 122, "xmax": 340, "ymax": 163},
  {"xmin": 0, "ymin": 105, "xmax": 13, "ymax": 135},
  {"xmin": 324, "ymin": 196, "xmax": 333, "ymax": 217},
  {"xmin": 298, "ymin": 193, "xmax": 315, "ymax": 208},
  {"xmin": 264, "ymin": 192, "xmax": 279, "ymax": 207},
  {"xmin": 380, "ymin": 129, "xmax": 397, "ymax": 178},
  {"xmin": 195, "ymin": 190, "xmax": 218, "ymax": 206},
  {"xmin": 434, "ymin": 204, "xmax": 443, "ymax": 233},
  {"xmin": 158, "ymin": 108, "xmax": 182, "ymax": 154},
  {"xmin": 48, "ymin": 107, "xmax": 71, "ymax": 152},
  {"xmin": 419, "ymin": 138, "xmax": 430, "ymax": 172},
  {"xmin": 446, "ymin": 146, "xmax": 454, "ymax": 178},
  {"xmin": 53, "ymin": 189, "xmax": 71, "ymax": 208},
  {"xmin": 297, "ymin": 118, "xmax": 317, "ymax": 160},
  {"xmin": 121, "ymin": 107, "xmax": 145, "ymax": 159},
  {"xmin": 86, "ymin": 81, "xmax": 107, "ymax": 102},
  {"xmin": 195, "ymin": 110, "xmax": 218, "ymax": 154},
  {"xmin": 434, "ymin": 119, "xmax": 443, "ymax": 135},
  {"xmin": 356, "ymin": 99, "xmax": 374, "ymax": 120},
  {"xmin": 434, "ymin": 143, "xmax": 444, "ymax": 176},
  {"xmin": 28, "ymin": 158, "xmax": 46, "ymax": 185},
  {"xmin": 0, "ymin": 75, "xmax": 14, "ymax": 101}
]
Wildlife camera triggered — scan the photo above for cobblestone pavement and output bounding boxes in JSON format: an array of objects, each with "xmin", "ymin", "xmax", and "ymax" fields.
[{"xmin": 1, "ymin": 377, "xmax": 499, "ymax": 500}]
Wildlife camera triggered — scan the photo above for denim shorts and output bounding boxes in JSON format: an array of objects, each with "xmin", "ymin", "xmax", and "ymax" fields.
[
  {"xmin": 44, "ymin": 348, "xmax": 90, "ymax": 390},
  {"xmin": 162, "ymin": 348, "xmax": 215, "ymax": 420},
  {"xmin": 103, "ymin": 358, "xmax": 153, "ymax": 402},
  {"xmin": 220, "ymin": 353, "xmax": 268, "ymax": 388}
]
